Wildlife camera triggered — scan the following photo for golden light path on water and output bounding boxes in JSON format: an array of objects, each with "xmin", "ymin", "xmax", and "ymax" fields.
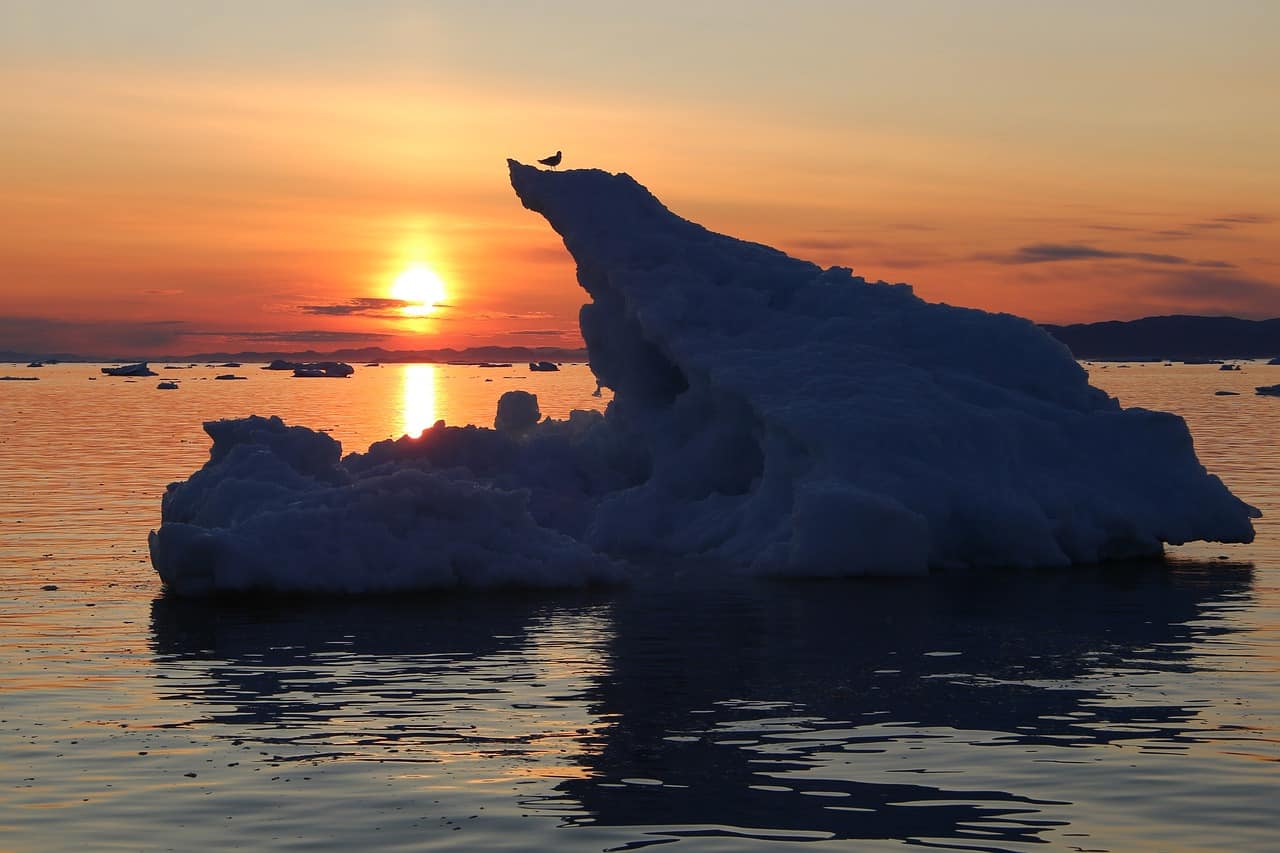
[{"xmin": 401, "ymin": 363, "xmax": 438, "ymax": 437}]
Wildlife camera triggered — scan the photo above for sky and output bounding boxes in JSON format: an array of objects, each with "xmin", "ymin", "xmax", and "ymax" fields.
[{"xmin": 2, "ymin": 0, "xmax": 1278, "ymax": 356}]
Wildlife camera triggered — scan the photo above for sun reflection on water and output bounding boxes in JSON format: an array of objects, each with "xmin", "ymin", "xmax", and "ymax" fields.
[{"xmin": 401, "ymin": 364, "xmax": 437, "ymax": 437}]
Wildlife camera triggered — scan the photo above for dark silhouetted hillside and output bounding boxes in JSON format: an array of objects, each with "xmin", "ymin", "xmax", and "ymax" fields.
[{"xmin": 1042, "ymin": 315, "xmax": 1280, "ymax": 360}]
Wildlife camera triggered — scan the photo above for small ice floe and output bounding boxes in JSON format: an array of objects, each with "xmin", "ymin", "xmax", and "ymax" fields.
[
  {"xmin": 157, "ymin": 381, "xmax": 179, "ymax": 390},
  {"xmin": 219, "ymin": 362, "xmax": 241, "ymax": 367},
  {"xmin": 364, "ymin": 362, "xmax": 381, "ymax": 367},
  {"xmin": 1, "ymin": 376, "xmax": 40, "ymax": 381},
  {"xmin": 528, "ymin": 360, "xmax": 559, "ymax": 372},
  {"xmin": 494, "ymin": 390, "xmax": 540, "ymax": 432},
  {"xmin": 102, "ymin": 362, "xmax": 157, "ymax": 377},
  {"xmin": 1269, "ymin": 357, "xmax": 1280, "ymax": 365},
  {"xmin": 214, "ymin": 374, "xmax": 247, "ymax": 381},
  {"xmin": 1215, "ymin": 390, "xmax": 1240, "ymax": 396},
  {"xmin": 27, "ymin": 361, "xmax": 44, "ymax": 367},
  {"xmin": 1255, "ymin": 385, "xmax": 1280, "ymax": 396},
  {"xmin": 292, "ymin": 362, "xmax": 354, "ymax": 378},
  {"xmin": 1219, "ymin": 363, "xmax": 1241, "ymax": 371}
]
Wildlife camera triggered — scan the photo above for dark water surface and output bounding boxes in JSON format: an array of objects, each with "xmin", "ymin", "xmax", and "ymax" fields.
[{"xmin": 2, "ymin": 362, "xmax": 1277, "ymax": 850}]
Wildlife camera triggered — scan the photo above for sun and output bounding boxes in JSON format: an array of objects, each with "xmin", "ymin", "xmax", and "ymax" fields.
[{"xmin": 390, "ymin": 265, "xmax": 447, "ymax": 316}]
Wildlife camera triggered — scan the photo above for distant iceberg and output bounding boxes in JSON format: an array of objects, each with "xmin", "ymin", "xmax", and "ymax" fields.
[
  {"xmin": 148, "ymin": 161, "xmax": 1258, "ymax": 595},
  {"xmin": 103, "ymin": 362, "xmax": 157, "ymax": 377}
]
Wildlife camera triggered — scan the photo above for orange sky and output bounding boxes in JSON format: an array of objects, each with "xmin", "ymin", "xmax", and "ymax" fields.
[{"xmin": 2, "ymin": 2, "xmax": 1278, "ymax": 356}]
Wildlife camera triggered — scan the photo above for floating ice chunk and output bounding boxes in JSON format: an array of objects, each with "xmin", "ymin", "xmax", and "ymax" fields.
[
  {"xmin": 495, "ymin": 390, "xmax": 541, "ymax": 432},
  {"xmin": 293, "ymin": 362, "xmax": 354, "ymax": 378},
  {"xmin": 102, "ymin": 362, "xmax": 156, "ymax": 377},
  {"xmin": 149, "ymin": 162, "xmax": 1258, "ymax": 595}
]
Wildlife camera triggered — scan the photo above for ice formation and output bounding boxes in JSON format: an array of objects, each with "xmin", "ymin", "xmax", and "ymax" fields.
[{"xmin": 149, "ymin": 161, "xmax": 1258, "ymax": 595}]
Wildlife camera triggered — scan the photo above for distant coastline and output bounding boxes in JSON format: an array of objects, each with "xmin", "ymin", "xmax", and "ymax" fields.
[
  {"xmin": 1, "ymin": 344, "xmax": 588, "ymax": 366},
  {"xmin": 10, "ymin": 315, "xmax": 1280, "ymax": 364},
  {"xmin": 1041, "ymin": 315, "xmax": 1280, "ymax": 361}
]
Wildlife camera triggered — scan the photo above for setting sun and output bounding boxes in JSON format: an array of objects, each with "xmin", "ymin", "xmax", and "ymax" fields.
[{"xmin": 390, "ymin": 265, "xmax": 447, "ymax": 316}]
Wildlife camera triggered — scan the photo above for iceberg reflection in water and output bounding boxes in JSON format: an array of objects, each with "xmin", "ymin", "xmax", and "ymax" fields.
[{"xmin": 147, "ymin": 559, "xmax": 1262, "ymax": 850}]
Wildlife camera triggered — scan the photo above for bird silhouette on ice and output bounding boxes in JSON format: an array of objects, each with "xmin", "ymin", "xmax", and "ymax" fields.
[{"xmin": 538, "ymin": 150, "xmax": 562, "ymax": 170}]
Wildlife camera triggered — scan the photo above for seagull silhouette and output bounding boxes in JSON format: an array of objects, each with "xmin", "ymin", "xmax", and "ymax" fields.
[{"xmin": 538, "ymin": 150, "xmax": 562, "ymax": 170}]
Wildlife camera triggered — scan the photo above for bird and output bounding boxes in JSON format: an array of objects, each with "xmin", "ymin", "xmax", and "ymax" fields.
[{"xmin": 538, "ymin": 150, "xmax": 562, "ymax": 170}]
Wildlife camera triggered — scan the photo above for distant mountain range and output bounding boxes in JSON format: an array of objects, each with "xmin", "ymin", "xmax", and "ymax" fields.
[
  {"xmin": 1041, "ymin": 316, "xmax": 1280, "ymax": 360},
  {"xmin": 1, "ymin": 344, "xmax": 588, "ymax": 365},
  {"xmin": 7, "ymin": 316, "xmax": 1280, "ymax": 364}
]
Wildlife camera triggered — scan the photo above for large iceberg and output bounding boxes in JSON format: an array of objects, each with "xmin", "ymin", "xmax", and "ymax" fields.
[{"xmin": 149, "ymin": 161, "xmax": 1257, "ymax": 595}]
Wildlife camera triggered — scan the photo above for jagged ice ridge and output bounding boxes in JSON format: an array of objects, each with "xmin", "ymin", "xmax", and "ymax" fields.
[{"xmin": 148, "ymin": 161, "xmax": 1258, "ymax": 594}]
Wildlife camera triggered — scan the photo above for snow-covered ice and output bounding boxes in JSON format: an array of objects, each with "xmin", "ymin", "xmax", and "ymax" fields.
[{"xmin": 148, "ymin": 161, "xmax": 1258, "ymax": 595}]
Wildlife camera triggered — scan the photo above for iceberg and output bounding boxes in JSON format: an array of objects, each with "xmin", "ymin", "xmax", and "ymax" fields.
[
  {"xmin": 148, "ymin": 161, "xmax": 1258, "ymax": 595},
  {"xmin": 293, "ymin": 362, "xmax": 355, "ymax": 378},
  {"xmin": 102, "ymin": 362, "xmax": 157, "ymax": 377}
]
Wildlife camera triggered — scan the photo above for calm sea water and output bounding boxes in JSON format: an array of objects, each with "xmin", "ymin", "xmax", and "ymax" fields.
[{"xmin": 1, "ymin": 361, "xmax": 1277, "ymax": 851}]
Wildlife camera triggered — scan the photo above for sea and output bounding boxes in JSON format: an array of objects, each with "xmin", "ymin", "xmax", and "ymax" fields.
[{"xmin": 1, "ymin": 360, "xmax": 1276, "ymax": 851}]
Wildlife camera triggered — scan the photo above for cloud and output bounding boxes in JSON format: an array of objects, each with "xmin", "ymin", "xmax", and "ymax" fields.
[
  {"xmin": 1182, "ymin": 214, "xmax": 1273, "ymax": 233},
  {"xmin": 1209, "ymin": 214, "xmax": 1272, "ymax": 225},
  {"xmin": 300, "ymin": 297, "xmax": 412, "ymax": 317},
  {"xmin": 978, "ymin": 243, "xmax": 1236, "ymax": 270},
  {"xmin": 187, "ymin": 330, "xmax": 393, "ymax": 343},
  {"xmin": 0, "ymin": 315, "xmax": 192, "ymax": 353},
  {"xmin": 1084, "ymin": 224, "xmax": 1141, "ymax": 233},
  {"xmin": 981, "ymin": 244, "xmax": 1193, "ymax": 265},
  {"xmin": 470, "ymin": 311, "xmax": 554, "ymax": 321},
  {"xmin": 1149, "ymin": 271, "xmax": 1280, "ymax": 312}
]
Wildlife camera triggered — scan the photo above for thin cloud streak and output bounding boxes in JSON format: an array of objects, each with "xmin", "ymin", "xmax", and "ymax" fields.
[
  {"xmin": 300, "ymin": 297, "xmax": 412, "ymax": 316},
  {"xmin": 981, "ymin": 244, "xmax": 1194, "ymax": 266},
  {"xmin": 186, "ymin": 330, "xmax": 393, "ymax": 343}
]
